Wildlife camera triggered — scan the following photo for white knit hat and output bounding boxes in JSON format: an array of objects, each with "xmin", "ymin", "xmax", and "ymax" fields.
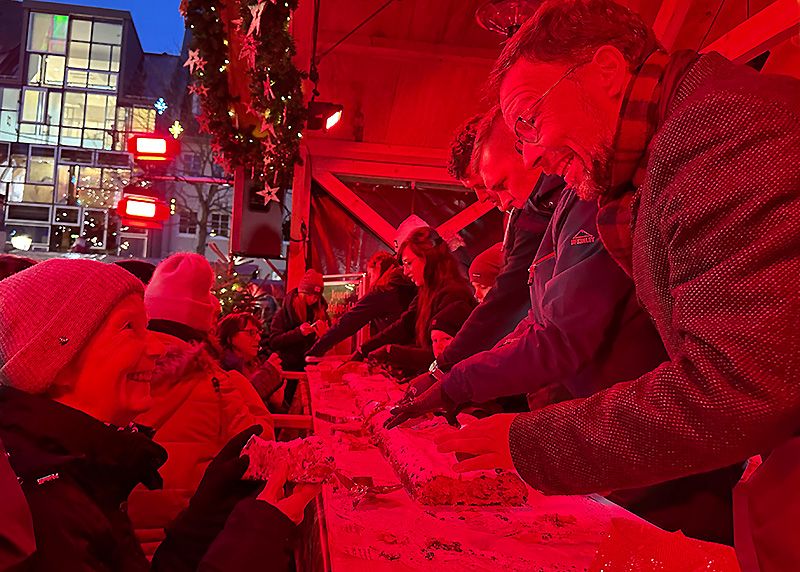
[
  {"xmin": 145, "ymin": 253, "xmax": 219, "ymax": 333},
  {"xmin": 0, "ymin": 259, "xmax": 144, "ymax": 394}
]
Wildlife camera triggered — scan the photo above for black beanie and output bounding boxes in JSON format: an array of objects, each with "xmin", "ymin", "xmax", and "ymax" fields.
[{"xmin": 429, "ymin": 301, "xmax": 473, "ymax": 338}]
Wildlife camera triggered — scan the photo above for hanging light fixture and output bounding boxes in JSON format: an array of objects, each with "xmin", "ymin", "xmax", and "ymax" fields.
[{"xmin": 475, "ymin": 0, "xmax": 542, "ymax": 38}]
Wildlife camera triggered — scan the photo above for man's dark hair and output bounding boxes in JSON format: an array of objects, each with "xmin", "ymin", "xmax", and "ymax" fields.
[
  {"xmin": 447, "ymin": 113, "xmax": 485, "ymax": 181},
  {"xmin": 470, "ymin": 106, "xmax": 505, "ymax": 177},
  {"xmin": 489, "ymin": 0, "xmax": 659, "ymax": 93}
]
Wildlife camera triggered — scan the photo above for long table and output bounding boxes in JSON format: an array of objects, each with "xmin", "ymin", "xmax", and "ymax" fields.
[{"xmin": 297, "ymin": 363, "xmax": 642, "ymax": 571}]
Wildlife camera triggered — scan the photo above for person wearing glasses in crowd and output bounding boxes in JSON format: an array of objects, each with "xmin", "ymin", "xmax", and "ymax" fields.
[
  {"xmin": 420, "ymin": 112, "xmax": 564, "ymax": 403},
  {"xmin": 389, "ymin": 107, "xmax": 741, "ymax": 542},
  {"xmin": 435, "ymin": 0, "xmax": 800, "ymax": 567}
]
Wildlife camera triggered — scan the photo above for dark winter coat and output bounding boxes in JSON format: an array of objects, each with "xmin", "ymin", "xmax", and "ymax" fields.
[
  {"xmin": 307, "ymin": 267, "xmax": 416, "ymax": 357},
  {"xmin": 445, "ymin": 187, "xmax": 741, "ymax": 544},
  {"xmin": 0, "ymin": 386, "xmax": 295, "ymax": 572},
  {"xmin": 436, "ymin": 174, "xmax": 563, "ymax": 371},
  {"xmin": 0, "ymin": 386, "xmax": 166, "ymax": 572},
  {"xmin": 0, "ymin": 437, "xmax": 35, "ymax": 569},
  {"xmin": 360, "ymin": 285, "xmax": 476, "ymax": 375},
  {"xmin": 269, "ymin": 289, "xmax": 329, "ymax": 372},
  {"xmin": 442, "ymin": 188, "xmax": 668, "ymax": 404}
]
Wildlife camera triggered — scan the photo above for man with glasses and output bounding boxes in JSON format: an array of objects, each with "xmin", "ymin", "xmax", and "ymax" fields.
[
  {"xmin": 437, "ymin": 113, "xmax": 562, "ymax": 385},
  {"xmin": 437, "ymin": 0, "xmax": 800, "ymax": 565},
  {"xmin": 390, "ymin": 108, "xmax": 740, "ymax": 543}
]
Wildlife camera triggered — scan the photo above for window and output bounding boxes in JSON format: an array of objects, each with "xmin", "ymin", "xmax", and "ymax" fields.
[
  {"xmin": 59, "ymin": 91, "xmax": 117, "ymax": 149},
  {"xmin": 209, "ymin": 213, "xmax": 230, "ymax": 238},
  {"xmin": 182, "ymin": 153, "xmax": 202, "ymax": 175},
  {"xmin": 179, "ymin": 210, "xmax": 198, "ymax": 235},
  {"xmin": 65, "ymin": 18, "xmax": 122, "ymax": 91},
  {"xmin": 53, "ymin": 164, "xmax": 128, "ymax": 207},
  {"xmin": 0, "ymin": 88, "xmax": 20, "ymax": 142},
  {"xmin": 28, "ymin": 13, "xmax": 68, "ymax": 55},
  {"xmin": 27, "ymin": 54, "xmax": 66, "ymax": 87},
  {"xmin": 19, "ymin": 89, "xmax": 60, "ymax": 145},
  {"xmin": 113, "ymin": 107, "xmax": 155, "ymax": 151}
]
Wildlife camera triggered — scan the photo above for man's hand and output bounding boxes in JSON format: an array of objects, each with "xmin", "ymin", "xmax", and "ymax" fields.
[
  {"xmin": 299, "ymin": 322, "xmax": 315, "ymax": 337},
  {"xmin": 257, "ymin": 462, "xmax": 321, "ymax": 524},
  {"xmin": 384, "ymin": 379, "xmax": 455, "ymax": 429},
  {"xmin": 367, "ymin": 345, "xmax": 392, "ymax": 363},
  {"xmin": 435, "ymin": 414, "xmax": 517, "ymax": 472}
]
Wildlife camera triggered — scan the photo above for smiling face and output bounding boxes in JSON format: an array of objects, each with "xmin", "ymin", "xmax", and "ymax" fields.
[
  {"xmin": 478, "ymin": 119, "xmax": 543, "ymax": 212},
  {"xmin": 53, "ymin": 294, "xmax": 163, "ymax": 426},
  {"xmin": 401, "ymin": 248, "xmax": 426, "ymax": 287},
  {"xmin": 499, "ymin": 52, "xmax": 628, "ymax": 200}
]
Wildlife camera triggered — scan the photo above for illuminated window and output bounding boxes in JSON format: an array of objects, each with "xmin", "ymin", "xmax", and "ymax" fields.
[
  {"xmin": 0, "ymin": 88, "xmax": 20, "ymax": 142},
  {"xmin": 65, "ymin": 19, "xmax": 122, "ymax": 91},
  {"xmin": 28, "ymin": 13, "xmax": 68, "ymax": 55}
]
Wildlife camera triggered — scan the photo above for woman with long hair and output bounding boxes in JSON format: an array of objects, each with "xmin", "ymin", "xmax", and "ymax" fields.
[
  {"xmin": 306, "ymin": 251, "xmax": 417, "ymax": 358},
  {"xmin": 359, "ymin": 227, "xmax": 476, "ymax": 376}
]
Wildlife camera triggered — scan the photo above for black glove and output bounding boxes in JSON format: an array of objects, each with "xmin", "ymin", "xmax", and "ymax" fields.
[
  {"xmin": 383, "ymin": 380, "xmax": 456, "ymax": 430},
  {"xmin": 367, "ymin": 345, "xmax": 392, "ymax": 363},
  {"xmin": 152, "ymin": 425, "xmax": 264, "ymax": 572},
  {"xmin": 348, "ymin": 350, "xmax": 365, "ymax": 362}
]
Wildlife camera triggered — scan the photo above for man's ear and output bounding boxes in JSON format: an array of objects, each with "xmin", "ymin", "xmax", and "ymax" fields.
[{"xmin": 591, "ymin": 45, "xmax": 630, "ymax": 99}]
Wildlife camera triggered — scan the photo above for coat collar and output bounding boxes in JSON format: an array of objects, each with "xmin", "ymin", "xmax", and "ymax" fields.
[{"xmin": 0, "ymin": 387, "xmax": 165, "ymax": 495}]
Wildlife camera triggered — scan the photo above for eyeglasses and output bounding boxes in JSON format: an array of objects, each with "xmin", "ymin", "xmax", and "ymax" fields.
[{"xmin": 513, "ymin": 62, "xmax": 586, "ymax": 155}]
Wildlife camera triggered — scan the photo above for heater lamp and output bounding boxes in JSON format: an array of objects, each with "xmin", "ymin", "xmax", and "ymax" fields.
[{"xmin": 307, "ymin": 102, "xmax": 344, "ymax": 131}]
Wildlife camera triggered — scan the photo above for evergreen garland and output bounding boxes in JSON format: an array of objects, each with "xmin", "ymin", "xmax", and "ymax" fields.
[{"xmin": 182, "ymin": 0, "xmax": 306, "ymax": 189}]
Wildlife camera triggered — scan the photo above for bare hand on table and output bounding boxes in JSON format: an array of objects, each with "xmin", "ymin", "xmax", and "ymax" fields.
[
  {"xmin": 257, "ymin": 461, "xmax": 322, "ymax": 524},
  {"xmin": 434, "ymin": 414, "xmax": 517, "ymax": 473}
]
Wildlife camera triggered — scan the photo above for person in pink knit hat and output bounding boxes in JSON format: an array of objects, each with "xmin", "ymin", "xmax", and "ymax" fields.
[
  {"xmin": 0, "ymin": 258, "xmax": 320, "ymax": 571},
  {"xmin": 127, "ymin": 252, "xmax": 274, "ymax": 557}
]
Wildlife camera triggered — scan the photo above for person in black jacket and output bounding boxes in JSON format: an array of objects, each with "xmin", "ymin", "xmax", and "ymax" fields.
[
  {"xmin": 269, "ymin": 269, "xmax": 330, "ymax": 374},
  {"xmin": 0, "ymin": 259, "xmax": 318, "ymax": 572},
  {"xmin": 432, "ymin": 108, "xmax": 564, "ymax": 383},
  {"xmin": 306, "ymin": 251, "xmax": 416, "ymax": 358},
  {"xmin": 359, "ymin": 227, "xmax": 476, "ymax": 376}
]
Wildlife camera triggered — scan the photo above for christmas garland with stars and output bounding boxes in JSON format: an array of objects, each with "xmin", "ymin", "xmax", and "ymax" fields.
[{"xmin": 182, "ymin": 0, "xmax": 306, "ymax": 192}]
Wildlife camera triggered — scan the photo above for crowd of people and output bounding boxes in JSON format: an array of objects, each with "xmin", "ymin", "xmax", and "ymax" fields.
[{"xmin": 1, "ymin": 0, "xmax": 798, "ymax": 569}]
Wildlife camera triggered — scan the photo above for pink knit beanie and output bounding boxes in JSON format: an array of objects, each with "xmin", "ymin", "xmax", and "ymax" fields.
[
  {"xmin": 297, "ymin": 269, "xmax": 324, "ymax": 295},
  {"xmin": 0, "ymin": 259, "xmax": 143, "ymax": 394},
  {"xmin": 145, "ymin": 253, "xmax": 219, "ymax": 333}
]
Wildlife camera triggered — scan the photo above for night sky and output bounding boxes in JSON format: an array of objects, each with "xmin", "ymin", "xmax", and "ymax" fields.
[{"xmin": 45, "ymin": 0, "xmax": 185, "ymax": 55}]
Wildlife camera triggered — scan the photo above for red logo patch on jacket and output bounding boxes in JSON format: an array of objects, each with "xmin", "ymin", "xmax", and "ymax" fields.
[{"xmin": 570, "ymin": 229, "xmax": 596, "ymax": 246}]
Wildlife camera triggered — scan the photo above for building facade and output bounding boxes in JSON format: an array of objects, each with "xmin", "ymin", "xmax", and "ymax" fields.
[{"xmin": 0, "ymin": 0, "xmax": 236, "ymax": 261}]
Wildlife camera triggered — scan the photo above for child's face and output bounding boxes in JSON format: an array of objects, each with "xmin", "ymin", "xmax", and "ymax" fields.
[{"xmin": 431, "ymin": 330, "xmax": 455, "ymax": 360}]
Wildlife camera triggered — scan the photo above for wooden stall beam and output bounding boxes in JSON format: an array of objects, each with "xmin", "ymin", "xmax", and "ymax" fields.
[
  {"xmin": 436, "ymin": 200, "xmax": 494, "ymax": 239},
  {"xmin": 312, "ymin": 168, "xmax": 398, "ymax": 247},
  {"xmin": 652, "ymin": 0, "xmax": 696, "ymax": 51},
  {"xmin": 307, "ymin": 139, "xmax": 447, "ymax": 168},
  {"xmin": 288, "ymin": 145, "xmax": 312, "ymax": 290},
  {"xmin": 702, "ymin": 0, "xmax": 800, "ymax": 63},
  {"xmin": 314, "ymin": 157, "xmax": 455, "ymax": 185}
]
